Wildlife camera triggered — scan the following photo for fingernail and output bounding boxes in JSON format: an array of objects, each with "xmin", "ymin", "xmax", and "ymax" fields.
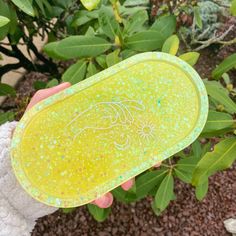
[
  {"xmin": 121, "ymin": 178, "xmax": 134, "ymax": 191},
  {"xmin": 94, "ymin": 193, "xmax": 113, "ymax": 208}
]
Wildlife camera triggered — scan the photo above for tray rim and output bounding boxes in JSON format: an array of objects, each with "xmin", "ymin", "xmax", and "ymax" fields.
[{"xmin": 10, "ymin": 52, "xmax": 209, "ymax": 208}]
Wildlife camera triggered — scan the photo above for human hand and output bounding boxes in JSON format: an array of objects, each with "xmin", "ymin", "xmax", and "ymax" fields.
[{"xmin": 25, "ymin": 82, "xmax": 162, "ymax": 208}]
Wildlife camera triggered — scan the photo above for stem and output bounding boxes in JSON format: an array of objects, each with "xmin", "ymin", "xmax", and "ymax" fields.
[{"xmin": 0, "ymin": 63, "xmax": 22, "ymax": 77}]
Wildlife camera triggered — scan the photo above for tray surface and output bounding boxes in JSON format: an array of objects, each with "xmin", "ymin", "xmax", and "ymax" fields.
[{"xmin": 11, "ymin": 52, "xmax": 208, "ymax": 207}]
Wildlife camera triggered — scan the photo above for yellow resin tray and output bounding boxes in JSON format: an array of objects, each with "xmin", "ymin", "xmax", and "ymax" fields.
[{"xmin": 11, "ymin": 52, "xmax": 208, "ymax": 207}]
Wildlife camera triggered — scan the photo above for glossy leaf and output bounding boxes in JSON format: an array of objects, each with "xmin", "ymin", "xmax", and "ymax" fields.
[
  {"xmin": 81, "ymin": 0, "xmax": 100, "ymax": 11},
  {"xmin": 0, "ymin": 15, "xmax": 9, "ymax": 27},
  {"xmin": 11, "ymin": 0, "xmax": 35, "ymax": 16},
  {"xmin": 202, "ymin": 110, "xmax": 234, "ymax": 134},
  {"xmin": 106, "ymin": 49, "xmax": 121, "ymax": 67},
  {"xmin": 212, "ymin": 53, "xmax": 236, "ymax": 80},
  {"xmin": 0, "ymin": 111, "xmax": 14, "ymax": 125},
  {"xmin": 179, "ymin": 52, "xmax": 200, "ymax": 66},
  {"xmin": 154, "ymin": 172, "xmax": 174, "ymax": 212},
  {"xmin": 135, "ymin": 169, "xmax": 167, "ymax": 199},
  {"xmin": 125, "ymin": 30, "xmax": 165, "ymax": 51},
  {"xmin": 192, "ymin": 138, "xmax": 236, "ymax": 186},
  {"xmin": 87, "ymin": 204, "xmax": 111, "ymax": 222},
  {"xmin": 56, "ymin": 36, "xmax": 112, "ymax": 59},
  {"xmin": 204, "ymin": 80, "xmax": 236, "ymax": 114},
  {"xmin": 195, "ymin": 180, "xmax": 208, "ymax": 201},
  {"xmin": 151, "ymin": 15, "xmax": 176, "ymax": 39},
  {"xmin": 162, "ymin": 35, "xmax": 179, "ymax": 55},
  {"xmin": 0, "ymin": 83, "xmax": 16, "ymax": 96},
  {"xmin": 62, "ymin": 60, "xmax": 87, "ymax": 85}
]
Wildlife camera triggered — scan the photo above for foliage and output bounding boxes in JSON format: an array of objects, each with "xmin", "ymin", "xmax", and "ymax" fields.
[
  {"xmin": 212, "ymin": 53, "xmax": 236, "ymax": 80},
  {"xmin": 0, "ymin": 0, "xmax": 236, "ymax": 223}
]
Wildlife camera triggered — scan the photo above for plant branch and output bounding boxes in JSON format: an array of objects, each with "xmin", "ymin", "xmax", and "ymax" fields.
[{"xmin": 0, "ymin": 63, "xmax": 22, "ymax": 77}]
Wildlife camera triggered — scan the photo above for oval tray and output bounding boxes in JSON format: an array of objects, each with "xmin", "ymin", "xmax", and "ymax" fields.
[{"xmin": 11, "ymin": 52, "xmax": 208, "ymax": 207}]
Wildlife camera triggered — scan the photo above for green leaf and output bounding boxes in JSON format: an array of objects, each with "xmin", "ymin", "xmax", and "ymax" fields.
[
  {"xmin": 124, "ymin": 30, "xmax": 165, "ymax": 51},
  {"xmin": 212, "ymin": 53, "xmax": 236, "ymax": 80},
  {"xmin": 86, "ymin": 61, "xmax": 98, "ymax": 78},
  {"xmin": 192, "ymin": 140, "xmax": 202, "ymax": 159},
  {"xmin": 11, "ymin": 0, "xmax": 35, "ymax": 17},
  {"xmin": 161, "ymin": 34, "xmax": 179, "ymax": 55},
  {"xmin": 201, "ymin": 142, "xmax": 211, "ymax": 157},
  {"xmin": 112, "ymin": 186, "xmax": 137, "ymax": 203},
  {"xmin": 0, "ymin": 1, "xmax": 11, "ymax": 40},
  {"xmin": 106, "ymin": 49, "xmax": 121, "ymax": 67},
  {"xmin": 0, "ymin": 111, "xmax": 15, "ymax": 125},
  {"xmin": 61, "ymin": 207, "xmax": 76, "ymax": 213},
  {"xmin": 72, "ymin": 10, "xmax": 99, "ymax": 27},
  {"xmin": 87, "ymin": 204, "xmax": 111, "ymax": 222},
  {"xmin": 56, "ymin": 36, "xmax": 112, "ymax": 59},
  {"xmin": 179, "ymin": 52, "xmax": 200, "ymax": 66},
  {"xmin": 193, "ymin": 6, "xmax": 203, "ymax": 29},
  {"xmin": 33, "ymin": 81, "xmax": 47, "ymax": 90},
  {"xmin": 43, "ymin": 41, "xmax": 69, "ymax": 60},
  {"xmin": 120, "ymin": 49, "xmax": 137, "ymax": 59},
  {"xmin": 46, "ymin": 79, "xmax": 59, "ymax": 88},
  {"xmin": 96, "ymin": 55, "xmax": 107, "ymax": 69},
  {"xmin": 176, "ymin": 156, "xmax": 199, "ymax": 172},
  {"xmin": 204, "ymin": 80, "xmax": 236, "ymax": 114},
  {"xmin": 174, "ymin": 168, "xmax": 193, "ymax": 183},
  {"xmin": 192, "ymin": 138, "xmax": 236, "ymax": 186},
  {"xmin": 135, "ymin": 169, "xmax": 167, "ymax": 199},
  {"xmin": 195, "ymin": 180, "xmax": 208, "ymax": 201},
  {"xmin": 7, "ymin": 6, "xmax": 17, "ymax": 35},
  {"xmin": 175, "ymin": 155, "xmax": 200, "ymax": 183},
  {"xmin": 0, "ymin": 83, "xmax": 16, "ymax": 96},
  {"xmin": 0, "ymin": 16, "xmax": 10, "ymax": 27},
  {"xmin": 98, "ymin": 6, "xmax": 120, "ymax": 40},
  {"xmin": 62, "ymin": 60, "xmax": 87, "ymax": 85},
  {"xmin": 151, "ymin": 15, "xmax": 176, "ymax": 39},
  {"xmin": 154, "ymin": 172, "xmax": 174, "ymax": 212},
  {"xmin": 230, "ymin": 0, "xmax": 236, "ymax": 16},
  {"xmin": 85, "ymin": 26, "xmax": 95, "ymax": 36},
  {"xmin": 202, "ymin": 110, "xmax": 235, "ymax": 134},
  {"xmin": 124, "ymin": 10, "xmax": 148, "ymax": 36},
  {"xmin": 81, "ymin": 0, "xmax": 100, "ymax": 11}
]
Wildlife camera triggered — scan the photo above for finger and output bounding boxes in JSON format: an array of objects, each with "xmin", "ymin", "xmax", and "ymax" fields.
[
  {"xmin": 43, "ymin": 82, "xmax": 71, "ymax": 96},
  {"xmin": 92, "ymin": 192, "xmax": 113, "ymax": 208},
  {"xmin": 26, "ymin": 82, "xmax": 71, "ymax": 111},
  {"xmin": 154, "ymin": 161, "xmax": 162, "ymax": 168},
  {"xmin": 121, "ymin": 178, "xmax": 135, "ymax": 191}
]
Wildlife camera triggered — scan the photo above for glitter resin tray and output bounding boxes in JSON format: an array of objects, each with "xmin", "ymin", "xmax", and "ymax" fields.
[{"xmin": 11, "ymin": 52, "xmax": 208, "ymax": 208}]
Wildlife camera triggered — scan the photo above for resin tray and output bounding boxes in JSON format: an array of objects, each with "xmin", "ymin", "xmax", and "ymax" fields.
[{"xmin": 11, "ymin": 52, "xmax": 208, "ymax": 208}]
